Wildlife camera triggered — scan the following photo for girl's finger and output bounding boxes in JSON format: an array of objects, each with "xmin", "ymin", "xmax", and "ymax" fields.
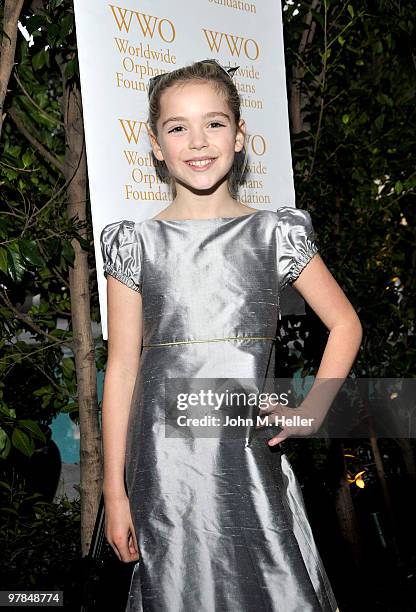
[
  {"xmin": 129, "ymin": 526, "xmax": 141, "ymax": 560},
  {"xmin": 268, "ymin": 424, "xmax": 313, "ymax": 445},
  {"xmin": 111, "ymin": 543, "xmax": 122, "ymax": 561},
  {"xmin": 258, "ymin": 403, "xmax": 272, "ymax": 412},
  {"xmin": 267, "ymin": 430, "xmax": 288, "ymax": 446},
  {"xmin": 128, "ymin": 533, "xmax": 135, "ymax": 553},
  {"xmin": 128, "ymin": 530, "xmax": 137, "ymax": 553}
]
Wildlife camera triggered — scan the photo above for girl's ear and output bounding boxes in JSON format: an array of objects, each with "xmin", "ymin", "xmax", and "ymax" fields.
[
  {"xmin": 148, "ymin": 129, "xmax": 165, "ymax": 162},
  {"xmin": 235, "ymin": 119, "xmax": 246, "ymax": 153}
]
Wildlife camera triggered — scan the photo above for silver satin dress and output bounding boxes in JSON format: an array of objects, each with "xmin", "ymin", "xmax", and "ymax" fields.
[{"xmin": 100, "ymin": 206, "xmax": 340, "ymax": 612}]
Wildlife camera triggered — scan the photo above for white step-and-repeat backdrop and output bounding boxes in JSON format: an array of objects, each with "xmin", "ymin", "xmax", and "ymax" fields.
[{"xmin": 73, "ymin": 1, "xmax": 303, "ymax": 340}]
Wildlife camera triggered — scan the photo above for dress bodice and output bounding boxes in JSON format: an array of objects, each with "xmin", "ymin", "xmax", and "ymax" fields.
[{"xmin": 100, "ymin": 207, "xmax": 318, "ymax": 347}]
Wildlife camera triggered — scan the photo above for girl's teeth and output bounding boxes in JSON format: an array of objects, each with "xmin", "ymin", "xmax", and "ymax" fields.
[{"xmin": 188, "ymin": 159, "xmax": 213, "ymax": 167}]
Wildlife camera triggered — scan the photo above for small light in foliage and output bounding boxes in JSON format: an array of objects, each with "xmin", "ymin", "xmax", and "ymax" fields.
[{"xmin": 347, "ymin": 470, "xmax": 366, "ymax": 488}]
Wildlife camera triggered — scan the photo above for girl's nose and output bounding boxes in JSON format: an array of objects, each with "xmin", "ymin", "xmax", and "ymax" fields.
[{"xmin": 189, "ymin": 129, "xmax": 209, "ymax": 149}]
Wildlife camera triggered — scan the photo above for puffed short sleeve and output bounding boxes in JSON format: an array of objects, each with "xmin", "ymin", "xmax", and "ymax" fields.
[
  {"xmin": 275, "ymin": 206, "xmax": 319, "ymax": 291},
  {"xmin": 99, "ymin": 220, "xmax": 142, "ymax": 293}
]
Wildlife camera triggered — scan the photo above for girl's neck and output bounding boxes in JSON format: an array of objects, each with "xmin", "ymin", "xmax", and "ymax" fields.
[{"xmin": 167, "ymin": 183, "xmax": 245, "ymax": 220}]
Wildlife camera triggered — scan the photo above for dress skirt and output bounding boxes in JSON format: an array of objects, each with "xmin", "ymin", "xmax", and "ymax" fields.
[{"xmin": 123, "ymin": 339, "xmax": 339, "ymax": 612}]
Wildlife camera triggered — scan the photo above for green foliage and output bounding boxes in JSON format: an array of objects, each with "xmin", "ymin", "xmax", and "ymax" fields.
[
  {"xmin": 283, "ymin": 0, "xmax": 415, "ymax": 378},
  {"xmin": 0, "ymin": 478, "xmax": 80, "ymax": 601},
  {"xmin": 1, "ymin": 0, "xmax": 102, "ymax": 463}
]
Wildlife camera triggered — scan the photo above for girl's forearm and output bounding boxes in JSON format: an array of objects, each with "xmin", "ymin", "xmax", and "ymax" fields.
[
  {"xmin": 102, "ymin": 363, "xmax": 138, "ymax": 499},
  {"xmin": 299, "ymin": 320, "xmax": 363, "ymax": 428},
  {"xmin": 316, "ymin": 319, "xmax": 363, "ymax": 380}
]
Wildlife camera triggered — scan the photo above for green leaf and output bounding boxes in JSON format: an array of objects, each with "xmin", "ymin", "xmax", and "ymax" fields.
[
  {"xmin": 25, "ymin": 15, "xmax": 45, "ymax": 35},
  {"xmin": 49, "ymin": 237, "xmax": 61, "ymax": 257},
  {"xmin": 321, "ymin": 48, "xmax": 332, "ymax": 62},
  {"xmin": 0, "ymin": 435, "xmax": 11, "ymax": 460},
  {"xmin": 0, "ymin": 248, "xmax": 7, "ymax": 274},
  {"xmin": 62, "ymin": 357, "xmax": 75, "ymax": 378},
  {"xmin": 0, "ymin": 507, "xmax": 19, "ymax": 516},
  {"xmin": 33, "ymin": 386, "xmax": 51, "ymax": 397},
  {"xmin": 0, "ymin": 219, "xmax": 10, "ymax": 239},
  {"xmin": 0, "ymin": 404, "xmax": 12, "ymax": 417},
  {"xmin": 374, "ymin": 41, "xmax": 383, "ymax": 54},
  {"xmin": 32, "ymin": 49, "xmax": 47, "ymax": 70},
  {"xmin": 376, "ymin": 93, "xmax": 393, "ymax": 107},
  {"xmin": 18, "ymin": 239, "xmax": 45, "ymax": 267},
  {"xmin": 0, "ymin": 427, "xmax": 8, "ymax": 455},
  {"xmin": 394, "ymin": 181, "xmax": 403, "ymax": 195},
  {"xmin": 64, "ymin": 59, "xmax": 77, "ymax": 80},
  {"xmin": 47, "ymin": 24, "xmax": 61, "ymax": 41},
  {"xmin": 12, "ymin": 428, "xmax": 35, "ymax": 457},
  {"xmin": 17, "ymin": 420, "xmax": 47, "ymax": 443},
  {"xmin": 78, "ymin": 235, "xmax": 90, "ymax": 250},
  {"xmin": 6, "ymin": 246, "xmax": 26, "ymax": 283},
  {"xmin": 62, "ymin": 240, "xmax": 75, "ymax": 266},
  {"xmin": 347, "ymin": 4, "xmax": 354, "ymax": 18},
  {"xmin": 22, "ymin": 151, "xmax": 33, "ymax": 168},
  {"xmin": 60, "ymin": 15, "xmax": 74, "ymax": 39},
  {"xmin": 375, "ymin": 115, "xmax": 385, "ymax": 130}
]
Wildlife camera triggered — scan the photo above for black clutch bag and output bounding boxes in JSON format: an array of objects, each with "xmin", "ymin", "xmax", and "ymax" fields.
[{"xmin": 80, "ymin": 492, "xmax": 135, "ymax": 612}]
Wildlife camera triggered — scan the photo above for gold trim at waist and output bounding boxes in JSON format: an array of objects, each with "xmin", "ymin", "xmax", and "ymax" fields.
[{"xmin": 142, "ymin": 335, "xmax": 276, "ymax": 348}]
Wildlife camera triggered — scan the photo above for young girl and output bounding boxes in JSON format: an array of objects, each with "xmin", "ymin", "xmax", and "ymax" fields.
[{"xmin": 100, "ymin": 59, "xmax": 362, "ymax": 612}]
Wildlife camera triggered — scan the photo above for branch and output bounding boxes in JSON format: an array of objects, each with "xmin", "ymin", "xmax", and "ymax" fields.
[
  {"xmin": 28, "ymin": 135, "xmax": 87, "ymax": 221},
  {"xmin": 1, "ymin": 341, "xmax": 68, "ymax": 371},
  {"xmin": 36, "ymin": 238, "xmax": 71, "ymax": 290},
  {"xmin": 8, "ymin": 107, "xmax": 66, "ymax": 175},
  {"xmin": 32, "ymin": 361, "xmax": 71, "ymax": 396},
  {"xmin": 14, "ymin": 70, "xmax": 65, "ymax": 127},
  {"xmin": 0, "ymin": 289, "xmax": 73, "ymax": 350}
]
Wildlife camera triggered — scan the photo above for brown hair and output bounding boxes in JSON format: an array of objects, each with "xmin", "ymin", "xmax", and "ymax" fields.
[{"xmin": 147, "ymin": 60, "xmax": 248, "ymax": 200}]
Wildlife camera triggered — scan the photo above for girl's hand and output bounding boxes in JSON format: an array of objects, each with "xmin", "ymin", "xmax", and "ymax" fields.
[
  {"xmin": 255, "ymin": 403, "xmax": 318, "ymax": 446},
  {"xmin": 104, "ymin": 493, "xmax": 140, "ymax": 563}
]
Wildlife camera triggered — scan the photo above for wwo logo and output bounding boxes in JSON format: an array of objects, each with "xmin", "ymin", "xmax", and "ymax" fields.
[
  {"xmin": 109, "ymin": 4, "xmax": 176, "ymax": 42},
  {"xmin": 118, "ymin": 119, "xmax": 149, "ymax": 145},
  {"xmin": 203, "ymin": 29, "xmax": 259, "ymax": 60}
]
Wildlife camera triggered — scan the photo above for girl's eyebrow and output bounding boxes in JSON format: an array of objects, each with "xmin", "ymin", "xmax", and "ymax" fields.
[{"xmin": 162, "ymin": 111, "xmax": 230, "ymax": 128}]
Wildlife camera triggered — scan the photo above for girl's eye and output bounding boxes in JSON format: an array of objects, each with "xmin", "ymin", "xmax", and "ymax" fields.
[{"xmin": 167, "ymin": 122, "xmax": 225, "ymax": 134}]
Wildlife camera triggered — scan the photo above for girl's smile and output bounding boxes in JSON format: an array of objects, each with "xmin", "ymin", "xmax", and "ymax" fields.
[{"xmin": 185, "ymin": 157, "xmax": 217, "ymax": 171}]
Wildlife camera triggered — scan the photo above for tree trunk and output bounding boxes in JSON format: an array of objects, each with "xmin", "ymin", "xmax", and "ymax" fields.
[
  {"xmin": 0, "ymin": 0, "xmax": 24, "ymax": 139},
  {"xmin": 63, "ymin": 76, "xmax": 102, "ymax": 556},
  {"xmin": 369, "ymin": 430, "xmax": 402, "ymax": 566},
  {"xmin": 332, "ymin": 440, "xmax": 361, "ymax": 569},
  {"xmin": 396, "ymin": 438, "xmax": 416, "ymax": 481},
  {"xmin": 288, "ymin": 0, "xmax": 321, "ymax": 136}
]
